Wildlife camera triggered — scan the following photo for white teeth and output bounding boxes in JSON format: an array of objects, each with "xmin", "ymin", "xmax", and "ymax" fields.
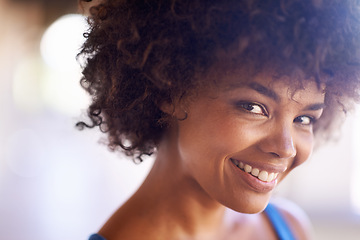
[
  {"xmin": 258, "ymin": 171, "xmax": 268, "ymax": 181},
  {"xmin": 251, "ymin": 168, "xmax": 260, "ymax": 177},
  {"xmin": 231, "ymin": 158, "xmax": 239, "ymax": 166},
  {"xmin": 244, "ymin": 164, "xmax": 252, "ymax": 173},
  {"xmin": 233, "ymin": 160, "xmax": 279, "ymax": 182},
  {"xmin": 267, "ymin": 172, "xmax": 275, "ymax": 182},
  {"xmin": 239, "ymin": 162, "xmax": 244, "ymax": 169}
]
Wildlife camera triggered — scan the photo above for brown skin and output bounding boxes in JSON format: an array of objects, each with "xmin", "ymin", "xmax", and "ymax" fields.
[{"xmin": 98, "ymin": 70, "xmax": 323, "ymax": 240}]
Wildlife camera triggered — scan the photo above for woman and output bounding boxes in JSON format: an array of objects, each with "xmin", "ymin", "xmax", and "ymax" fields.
[{"xmin": 78, "ymin": 0, "xmax": 360, "ymax": 239}]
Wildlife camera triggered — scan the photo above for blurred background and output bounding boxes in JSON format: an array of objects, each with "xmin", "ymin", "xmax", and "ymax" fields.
[{"xmin": 0, "ymin": 0, "xmax": 359, "ymax": 239}]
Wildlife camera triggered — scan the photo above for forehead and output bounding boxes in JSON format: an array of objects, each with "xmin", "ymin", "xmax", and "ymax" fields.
[{"xmin": 203, "ymin": 68, "xmax": 325, "ymax": 103}]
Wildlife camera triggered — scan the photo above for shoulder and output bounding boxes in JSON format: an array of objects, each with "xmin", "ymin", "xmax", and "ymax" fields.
[{"xmin": 270, "ymin": 198, "xmax": 314, "ymax": 240}]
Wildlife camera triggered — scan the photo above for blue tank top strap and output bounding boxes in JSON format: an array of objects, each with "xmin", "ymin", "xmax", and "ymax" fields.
[
  {"xmin": 264, "ymin": 203, "xmax": 296, "ymax": 240},
  {"xmin": 89, "ymin": 233, "xmax": 107, "ymax": 240}
]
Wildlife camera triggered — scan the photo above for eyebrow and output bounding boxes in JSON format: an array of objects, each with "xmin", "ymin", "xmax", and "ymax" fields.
[
  {"xmin": 304, "ymin": 103, "xmax": 326, "ymax": 111},
  {"xmin": 248, "ymin": 82, "xmax": 280, "ymax": 102},
  {"xmin": 248, "ymin": 82, "xmax": 325, "ymax": 111}
]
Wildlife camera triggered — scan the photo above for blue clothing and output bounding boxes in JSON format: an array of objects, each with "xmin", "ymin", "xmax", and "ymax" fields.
[
  {"xmin": 264, "ymin": 203, "xmax": 296, "ymax": 240},
  {"xmin": 89, "ymin": 203, "xmax": 295, "ymax": 240},
  {"xmin": 89, "ymin": 234, "xmax": 107, "ymax": 240}
]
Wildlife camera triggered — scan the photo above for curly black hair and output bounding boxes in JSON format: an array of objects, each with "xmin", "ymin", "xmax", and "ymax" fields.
[{"xmin": 77, "ymin": 0, "xmax": 360, "ymax": 161}]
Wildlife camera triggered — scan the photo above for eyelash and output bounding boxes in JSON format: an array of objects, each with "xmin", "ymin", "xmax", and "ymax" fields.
[
  {"xmin": 236, "ymin": 102, "xmax": 268, "ymax": 116},
  {"xmin": 237, "ymin": 101, "xmax": 317, "ymax": 126},
  {"xmin": 294, "ymin": 115, "xmax": 317, "ymax": 126}
]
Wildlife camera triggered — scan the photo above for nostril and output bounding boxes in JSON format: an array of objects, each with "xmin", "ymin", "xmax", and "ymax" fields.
[
  {"xmin": 270, "ymin": 152, "xmax": 281, "ymax": 158},
  {"xmin": 258, "ymin": 130, "xmax": 297, "ymax": 159}
]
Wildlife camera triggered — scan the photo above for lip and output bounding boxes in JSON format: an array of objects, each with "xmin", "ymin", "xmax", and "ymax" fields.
[
  {"xmin": 229, "ymin": 159, "xmax": 281, "ymax": 193},
  {"xmin": 231, "ymin": 158, "xmax": 288, "ymax": 174}
]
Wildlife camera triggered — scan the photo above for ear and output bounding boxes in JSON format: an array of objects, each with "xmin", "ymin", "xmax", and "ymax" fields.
[
  {"xmin": 159, "ymin": 100, "xmax": 176, "ymax": 116},
  {"xmin": 160, "ymin": 100, "xmax": 187, "ymax": 121}
]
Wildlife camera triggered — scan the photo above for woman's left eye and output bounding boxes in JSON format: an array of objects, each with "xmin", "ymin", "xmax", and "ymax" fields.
[{"xmin": 294, "ymin": 115, "xmax": 315, "ymax": 126}]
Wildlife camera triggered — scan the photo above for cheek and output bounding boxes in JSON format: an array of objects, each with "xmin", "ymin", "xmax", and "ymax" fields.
[
  {"xmin": 292, "ymin": 133, "xmax": 314, "ymax": 169},
  {"xmin": 277, "ymin": 134, "xmax": 314, "ymax": 184},
  {"xmin": 176, "ymin": 118, "xmax": 229, "ymax": 168},
  {"xmin": 178, "ymin": 116, "xmax": 257, "ymax": 161},
  {"xmin": 176, "ymin": 117, "xmax": 262, "ymax": 190}
]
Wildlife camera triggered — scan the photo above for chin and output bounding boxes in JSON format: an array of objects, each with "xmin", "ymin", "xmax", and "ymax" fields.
[
  {"xmin": 234, "ymin": 204, "xmax": 268, "ymax": 214},
  {"xmin": 221, "ymin": 194, "xmax": 271, "ymax": 214}
]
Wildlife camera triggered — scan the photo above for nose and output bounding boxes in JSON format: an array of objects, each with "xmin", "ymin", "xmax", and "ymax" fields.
[{"xmin": 258, "ymin": 123, "xmax": 297, "ymax": 159}]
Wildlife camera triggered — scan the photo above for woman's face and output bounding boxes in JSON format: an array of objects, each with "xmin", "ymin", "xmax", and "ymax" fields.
[{"xmin": 173, "ymin": 71, "xmax": 325, "ymax": 213}]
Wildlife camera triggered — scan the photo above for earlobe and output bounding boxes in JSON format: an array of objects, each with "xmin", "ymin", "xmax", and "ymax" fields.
[
  {"xmin": 160, "ymin": 101, "xmax": 176, "ymax": 115},
  {"xmin": 176, "ymin": 110, "xmax": 188, "ymax": 121}
]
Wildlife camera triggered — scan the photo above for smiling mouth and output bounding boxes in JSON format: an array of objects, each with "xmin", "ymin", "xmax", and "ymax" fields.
[{"xmin": 230, "ymin": 158, "xmax": 279, "ymax": 183}]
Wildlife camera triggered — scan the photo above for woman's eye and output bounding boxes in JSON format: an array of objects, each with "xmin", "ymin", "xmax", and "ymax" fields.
[
  {"xmin": 294, "ymin": 115, "xmax": 315, "ymax": 126},
  {"xmin": 237, "ymin": 102, "xmax": 267, "ymax": 116}
]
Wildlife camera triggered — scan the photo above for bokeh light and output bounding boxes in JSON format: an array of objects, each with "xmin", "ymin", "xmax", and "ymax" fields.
[
  {"xmin": 40, "ymin": 14, "xmax": 87, "ymax": 71},
  {"xmin": 12, "ymin": 56, "xmax": 45, "ymax": 113},
  {"xmin": 37, "ymin": 14, "xmax": 89, "ymax": 115},
  {"xmin": 351, "ymin": 106, "xmax": 360, "ymax": 215}
]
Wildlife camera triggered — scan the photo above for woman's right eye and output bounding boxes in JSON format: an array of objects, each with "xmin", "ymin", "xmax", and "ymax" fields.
[{"xmin": 237, "ymin": 102, "xmax": 268, "ymax": 116}]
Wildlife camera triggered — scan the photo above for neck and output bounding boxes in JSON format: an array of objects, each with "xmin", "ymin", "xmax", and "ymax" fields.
[{"xmin": 124, "ymin": 142, "xmax": 227, "ymax": 239}]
